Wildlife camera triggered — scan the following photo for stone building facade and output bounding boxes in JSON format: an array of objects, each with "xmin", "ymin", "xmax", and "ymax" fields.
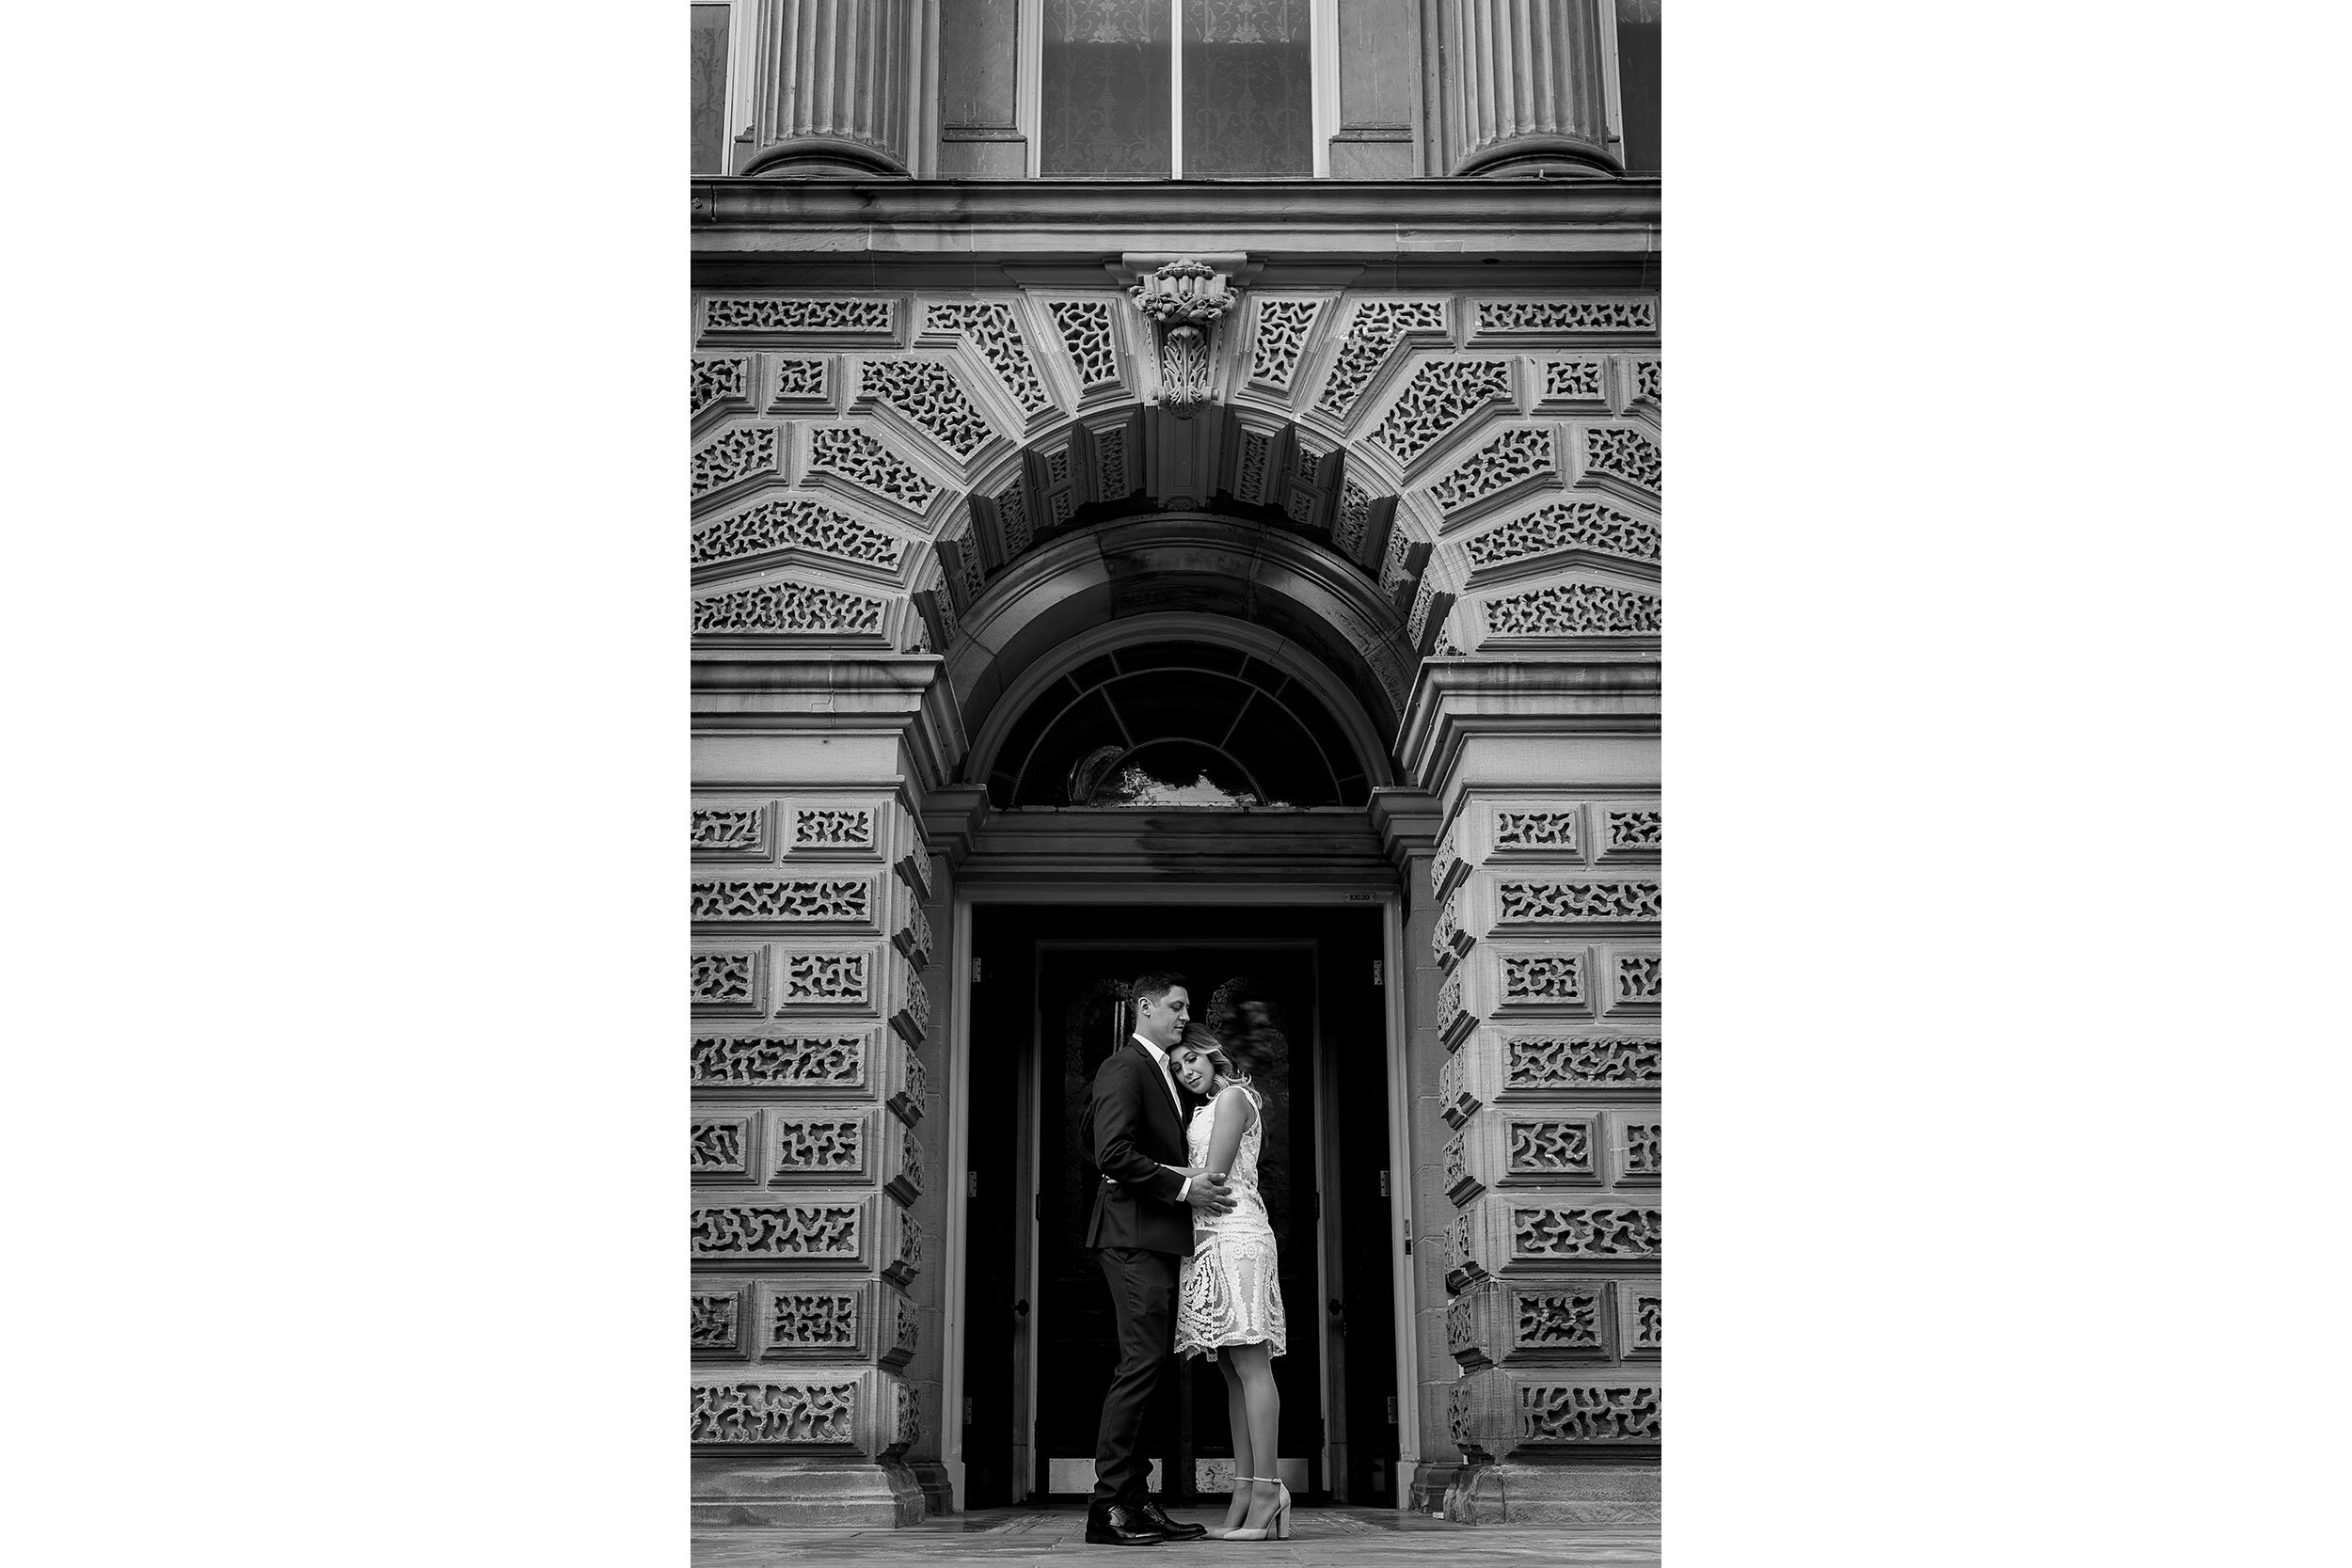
[{"xmin": 690, "ymin": 0, "xmax": 1660, "ymax": 1532}]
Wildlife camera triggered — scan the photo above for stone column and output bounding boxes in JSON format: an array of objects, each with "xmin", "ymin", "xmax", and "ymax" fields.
[
  {"xmin": 1442, "ymin": 0, "xmax": 1620, "ymax": 177},
  {"xmin": 740, "ymin": 0, "xmax": 915, "ymax": 177},
  {"xmin": 1392, "ymin": 657, "xmax": 1661, "ymax": 1525},
  {"xmin": 691, "ymin": 654, "xmax": 966, "ymax": 1526}
]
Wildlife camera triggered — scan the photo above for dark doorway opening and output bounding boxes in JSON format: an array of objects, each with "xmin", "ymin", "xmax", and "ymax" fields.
[{"xmin": 960, "ymin": 903, "xmax": 1398, "ymax": 1511}]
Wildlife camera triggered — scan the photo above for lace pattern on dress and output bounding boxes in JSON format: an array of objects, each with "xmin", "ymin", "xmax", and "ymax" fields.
[{"xmin": 1174, "ymin": 1084, "xmax": 1288, "ymax": 1361}]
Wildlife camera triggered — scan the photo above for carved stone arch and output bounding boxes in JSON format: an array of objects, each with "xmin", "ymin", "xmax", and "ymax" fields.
[
  {"xmin": 962, "ymin": 610, "xmax": 1399, "ymax": 803},
  {"xmin": 941, "ymin": 511, "xmax": 1419, "ymax": 760}
]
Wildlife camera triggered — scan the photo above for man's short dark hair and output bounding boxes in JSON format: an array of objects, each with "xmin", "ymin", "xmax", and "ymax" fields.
[{"xmin": 1129, "ymin": 972, "xmax": 1189, "ymax": 1018}]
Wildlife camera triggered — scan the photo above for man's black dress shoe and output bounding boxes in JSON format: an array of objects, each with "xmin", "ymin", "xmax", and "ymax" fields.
[
  {"xmin": 1084, "ymin": 1501, "xmax": 1168, "ymax": 1545},
  {"xmin": 1134, "ymin": 1497, "xmax": 1207, "ymax": 1540}
]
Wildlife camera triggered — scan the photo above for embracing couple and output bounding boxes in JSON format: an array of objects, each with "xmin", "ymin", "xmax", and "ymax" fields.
[{"xmin": 1082, "ymin": 973, "xmax": 1293, "ymax": 1546}]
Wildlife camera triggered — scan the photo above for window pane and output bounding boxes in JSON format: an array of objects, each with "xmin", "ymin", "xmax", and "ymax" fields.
[
  {"xmin": 1041, "ymin": 0, "xmax": 1172, "ymax": 178},
  {"xmin": 691, "ymin": 5, "xmax": 730, "ymax": 175},
  {"xmin": 1617, "ymin": 0, "xmax": 1660, "ymax": 173},
  {"xmin": 1183, "ymin": 0, "xmax": 1311, "ymax": 178}
]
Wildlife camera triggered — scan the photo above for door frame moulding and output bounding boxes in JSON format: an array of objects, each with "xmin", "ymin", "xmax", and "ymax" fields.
[{"xmin": 938, "ymin": 883, "xmax": 1416, "ymax": 1510}]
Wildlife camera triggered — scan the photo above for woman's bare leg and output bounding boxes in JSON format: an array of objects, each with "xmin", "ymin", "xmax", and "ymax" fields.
[
  {"xmin": 1228, "ymin": 1343, "xmax": 1283, "ymax": 1531},
  {"xmin": 1216, "ymin": 1354, "xmax": 1251, "ymax": 1533}
]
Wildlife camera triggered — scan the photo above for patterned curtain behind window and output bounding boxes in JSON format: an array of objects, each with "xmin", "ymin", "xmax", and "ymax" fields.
[
  {"xmin": 690, "ymin": 5, "xmax": 730, "ymax": 175},
  {"xmin": 1041, "ymin": 1, "xmax": 1173, "ymax": 177},
  {"xmin": 1182, "ymin": 0, "xmax": 1311, "ymax": 177},
  {"xmin": 1616, "ymin": 0, "xmax": 1660, "ymax": 173}
]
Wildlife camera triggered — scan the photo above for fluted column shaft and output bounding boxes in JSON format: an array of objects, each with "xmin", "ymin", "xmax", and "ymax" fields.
[
  {"xmin": 744, "ymin": 0, "xmax": 913, "ymax": 177},
  {"xmin": 1446, "ymin": 0, "xmax": 1617, "ymax": 177}
]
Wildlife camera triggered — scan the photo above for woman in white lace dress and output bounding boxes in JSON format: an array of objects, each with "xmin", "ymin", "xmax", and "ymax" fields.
[{"xmin": 1168, "ymin": 1023, "xmax": 1291, "ymax": 1541}]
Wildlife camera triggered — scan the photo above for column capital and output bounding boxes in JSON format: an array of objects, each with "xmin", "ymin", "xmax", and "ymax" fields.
[{"xmin": 1395, "ymin": 657, "xmax": 1660, "ymax": 800}]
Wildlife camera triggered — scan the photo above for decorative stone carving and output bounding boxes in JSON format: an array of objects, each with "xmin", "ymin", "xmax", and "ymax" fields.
[
  {"xmin": 1496, "ymin": 880, "xmax": 1662, "ymax": 924},
  {"xmin": 1515, "ymin": 1204, "xmax": 1661, "ymax": 1259},
  {"xmin": 768, "ymin": 1291, "xmax": 859, "ymax": 1351},
  {"xmin": 856, "ymin": 358, "xmax": 997, "ymax": 461},
  {"xmin": 1371, "ymin": 358, "xmax": 1516, "ymax": 466},
  {"xmin": 1332, "ymin": 479, "xmax": 1375, "ymax": 559},
  {"xmin": 691, "ymin": 578, "xmax": 888, "ymax": 637},
  {"xmin": 1502, "ymin": 953, "xmax": 1586, "ymax": 1006},
  {"xmin": 691, "ymin": 1291, "xmax": 742, "ymax": 1353},
  {"xmin": 691, "ymin": 1202, "xmax": 861, "ymax": 1260},
  {"xmin": 1427, "ymin": 427, "xmax": 1557, "ymax": 516},
  {"xmin": 1127, "ymin": 259, "xmax": 1240, "ymax": 421},
  {"xmin": 1613, "ymin": 954, "xmax": 1662, "ymax": 1007},
  {"xmin": 1633, "ymin": 358, "xmax": 1661, "ymax": 405},
  {"xmin": 1619, "ymin": 1284, "xmax": 1661, "ymax": 1355},
  {"xmin": 882, "ymin": 1291, "xmax": 918, "ymax": 1370},
  {"xmin": 1508, "ymin": 1119, "xmax": 1596, "ymax": 1177},
  {"xmin": 1095, "ymin": 424, "xmax": 1133, "ymax": 498},
  {"xmin": 894, "ymin": 971, "xmax": 930, "ymax": 1044},
  {"xmin": 992, "ymin": 478, "xmax": 1035, "ymax": 558},
  {"xmin": 1506, "ymin": 1035, "xmax": 1661, "ymax": 1088},
  {"xmin": 887, "ymin": 1048, "xmax": 928, "ymax": 1126},
  {"xmin": 1583, "ymin": 426, "xmax": 1661, "ymax": 496},
  {"xmin": 770, "ymin": 357, "xmax": 831, "ymax": 404},
  {"xmin": 771, "ymin": 1116, "xmax": 865, "ymax": 1177},
  {"xmin": 1520, "ymin": 1384, "xmax": 1661, "ymax": 1443},
  {"xmin": 1316, "ymin": 299, "xmax": 1448, "ymax": 420},
  {"xmin": 1438, "ymin": 970, "xmax": 1469, "ymax": 1044},
  {"xmin": 1049, "ymin": 299, "xmax": 1121, "ymax": 392},
  {"xmin": 702, "ymin": 297, "xmax": 897, "ymax": 336},
  {"xmin": 1408, "ymin": 575, "xmax": 1444, "ymax": 647},
  {"xmin": 1494, "ymin": 810, "xmax": 1581, "ymax": 852},
  {"xmin": 1247, "ymin": 297, "xmax": 1324, "ymax": 392},
  {"xmin": 691, "ymin": 426, "xmax": 784, "ymax": 501},
  {"xmin": 925, "ymin": 302, "xmax": 1054, "ymax": 416},
  {"xmin": 693, "ymin": 356, "xmax": 755, "ymax": 420},
  {"xmin": 806, "ymin": 427, "xmax": 940, "ymax": 512},
  {"xmin": 781, "ymin": 951, "xmax": 869, "ymax": 1006},
  {"xmin": 691, "ymin": 951, "xmax": 761, "ymax": 1010},
  {"xmin": 1517, "ymin": 1288, "xmax": 1604, "ymax": 1352},
  {"xmin": 1431, "ymin": 826, "xmax": 1463, "ymax": 897},
  {"xmin": 691, "ymin": 1034, "xmax": 866, "ymax": 1088},
  {"xmin": 1606, "ymin": 809, "xmax": 1662, "ymax": 853},
  {"xmin": 690, "ymin": 1381, "xmax": 857, "ymax": 1445},
  {"xmin": 692, "ymin": 497, "xmax": 904, "ymax": 578},
  {"xmin": 1539, "ymin": 358, "xmax": 1607, "ymax": 404},
  {"xmin": 692, "ymin": 1117, "xmax": 754, "ymax": 1178},
  {"xmin": 1483, "ymin": 581, "xmax": 1661, "ymax": 638},
  {"xmin": 691, "ymin": 806, "xmax": 770, "ymax": 856},
  {"xmin": 1621, "ymin": 1120, "xmax": 1661, "ymax": 1180},
  {"xmin": 790, "ymin": 807, "xmax": 875, "ymax": 849},
  {"xmin": 691, "ymin": 878, "xmax": 871, "ymax": 923},
  {"xmin": 1468, "ymin": 499, "xmax": 1659, "ymax": 572},
  {"xmin": 1476, "ymin": 300, "xmax": 1658, "ymax": 334},
  {"xmin": 893, "ymin": 903, "xmax": 932, "ymax": 970},
  {"xmin": 886, "ymin": 1125, "xmax": 924, "ymax": 1206}
]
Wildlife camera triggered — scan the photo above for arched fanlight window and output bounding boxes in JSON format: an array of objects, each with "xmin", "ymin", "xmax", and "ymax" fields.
[{"xmin": 987, "ymin": 641, "xmax": 1370, "ymax": 809}]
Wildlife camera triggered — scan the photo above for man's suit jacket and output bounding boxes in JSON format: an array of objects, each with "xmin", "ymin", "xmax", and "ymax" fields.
[{"xmin": 1083, "ymin": 1038, "xmax": 1198, "ymax": 1257}]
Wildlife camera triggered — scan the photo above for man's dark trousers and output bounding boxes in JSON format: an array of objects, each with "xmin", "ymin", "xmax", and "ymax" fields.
[
  {"xmin": 1092, "ymin": 1245, "xmax": 1180, "ymax": 1506},
  {"xmin": 1083, "ymin": 1038, "xmax": 1199, "ymax": 1511}
]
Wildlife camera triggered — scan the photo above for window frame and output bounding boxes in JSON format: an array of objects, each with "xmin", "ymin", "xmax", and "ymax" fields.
[
  {"xmin": 691, "ymin": 0, "xmax": 759, "ymax": 177},
  {"xmin": 1018, "ymin": 0, "xmax": 1339, "ymax": 180}
]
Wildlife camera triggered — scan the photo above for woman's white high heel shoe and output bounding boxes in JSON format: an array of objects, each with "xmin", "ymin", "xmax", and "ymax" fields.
[{"xmin": 1222, "ymin": 1478, "xmax": 1288, "ymax": 1542}]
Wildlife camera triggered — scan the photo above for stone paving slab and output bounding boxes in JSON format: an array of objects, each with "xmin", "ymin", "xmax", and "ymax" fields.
[{"xmin": 694, "ymin": 1506, "xmax": 1661, "ymax": 1567}]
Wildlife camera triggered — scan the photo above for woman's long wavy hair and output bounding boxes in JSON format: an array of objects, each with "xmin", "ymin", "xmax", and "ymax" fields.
[{"xmin": 1178, "ymin": 1020, "xmax": 1270, "ymax": 1086}]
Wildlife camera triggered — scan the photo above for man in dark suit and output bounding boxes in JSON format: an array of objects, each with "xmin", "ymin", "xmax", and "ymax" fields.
[{"xmin": 1082, "ymin": 972, "xmax": 1234, "ymax": 1546}]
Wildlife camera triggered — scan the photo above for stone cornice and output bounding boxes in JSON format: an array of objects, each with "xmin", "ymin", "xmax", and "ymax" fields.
[
  {"xmin": 1367, "ymin": 786, "xmax": 1445, "ymax": 883},
  {"xmin": 692, "ymin": 652, "xmax": 969, "ymax": 793},
  {"xmin": 691, "ymin": 178, "xmax": 1661, "ymax": 287},
  {"xmin": 1394, "ymin": 658, "xmax": 1661, "ymax": 795}
]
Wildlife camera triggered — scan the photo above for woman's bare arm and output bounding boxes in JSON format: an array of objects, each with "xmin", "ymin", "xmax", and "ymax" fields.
[{"xmin": 1201, "ymin": 1085, "xmax": 1257, "ymax": 1177}]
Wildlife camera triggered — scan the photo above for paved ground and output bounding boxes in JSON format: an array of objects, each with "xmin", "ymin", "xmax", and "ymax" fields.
[{"xmin": 693, "ymin": 1505, "xmax": 1661, "ymax": 1566}]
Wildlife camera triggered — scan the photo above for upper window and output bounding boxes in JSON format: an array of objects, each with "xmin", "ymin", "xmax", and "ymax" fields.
[
  {"xmin": 1037, "ymin": 1, "xmax": 1318, "ymax": 179},
  {"xmin": 988, "ymin": 641, "xmax": 1369, "ymax": 809}
]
